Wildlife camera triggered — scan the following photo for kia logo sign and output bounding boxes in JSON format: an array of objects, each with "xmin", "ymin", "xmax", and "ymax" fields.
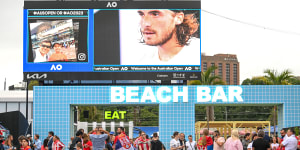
[{"xmin": 26, "ymin": 73, "xmax": 47, "ymax": 80}]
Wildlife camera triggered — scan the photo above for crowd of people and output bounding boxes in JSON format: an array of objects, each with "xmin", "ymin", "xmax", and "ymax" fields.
[
  {"xmin": 170, "ymin": 128, "xmax": 300, "ymax": 150},
  {"xmin": 1, "ymin": 127, "xmax": 300, "ymax": 150}
]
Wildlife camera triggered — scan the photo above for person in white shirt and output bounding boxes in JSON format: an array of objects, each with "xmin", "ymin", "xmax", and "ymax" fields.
[
  {"xmin": 170, "ymin": 132, "xmax": 184, "ymax": 150},
  {"xmin": 34, "ymin": 40, "xmax": 51, "ymax": 63},
  {"xmin": 247, "ymin": 133, "xmax": 257, "ymax": 150},
  {"xmin": 136, "ymin": 9, "xmax": 200, "ymax": 65},
  {"xmin": 280, "ymin": 129, "xmax": 298, "ymax": 150},
  {"xmin": 213, "ymin": 130, "xmax": 225, "ymax": 150},
  {"xmin": 185, "ymin": 135, "xmax": 196, "ymax": 150},
  {"xmin": 270, "ymin": 136, "xmax": 279, "ymax": 150}
]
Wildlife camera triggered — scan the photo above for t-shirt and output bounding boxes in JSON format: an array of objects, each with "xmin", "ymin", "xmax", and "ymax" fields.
[
  {"xmin": 114, "ymin": 132, "xmax": 133, "ymax": 150},
  {"xmin": 133, "ymin": 137, "xmax": 142, "ymax": 149},
  {"xmin": 70, "ymin": 137, "xmax": 82, "ymax": 150},
  {"xmin": 224, "ymin": 137, "xmax": 243, "ymax": 150},
  {"xmin": 270, "ymin": 143, "xmax": 279, "ymax": 150},
  {"xmin": 83, "ymin": 141, "xmax": 93, "ymax": 150},
  {"xmin": 213, "ymin": 137, "xmax": 225, "ymax": 150},
  {"xmin": 252, "ymin": 138, "xmax": 270, "ymax": 150},
  {"xmin": 53, "ymin": 141, "xmax": 65, "ymax": 150},
  {"xmin": 170, "ymin": 139, "xmax": 180, "ymax": 150},
  {"xmin": 137, "ymin": 139, "xmax": 150, "ymax": 150},
  {"xmin": 197, "ymin": 136, "xmax": 213, "ymax": 150},
  {"xmin": 137, "ymin": 38, "xmax": 201, "ymax": 65},
  {"xmin": 151, "ymin": 139, "xmax": 163, "ymax": 150},
  {"xmin": 24, "ymin": 146, "xmax": 31, "ymax": 150},
  {"xmin": 89, "ymin": 134, "xmax": 108, "ymax": 150},
  {"xmin": 247, "ymin": 142, "xmax": 253, "ymax": 150},
  {"xmin": 185, "ymin": 141, "xmax": 196, "ymax": 150}
]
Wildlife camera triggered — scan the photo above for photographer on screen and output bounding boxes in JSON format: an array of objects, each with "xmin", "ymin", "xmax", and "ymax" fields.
[{"xmin": 137, "ymin": 9, "xmax": 200, "ymax": 65}]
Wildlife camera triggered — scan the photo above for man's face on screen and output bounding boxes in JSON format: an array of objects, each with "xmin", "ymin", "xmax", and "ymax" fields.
[
  {"xmin": 138, "ymin": 10, "xmax": 178, "ymax": 46},
  {"xmin": 39, "ymin": 42, "xmax": 51, "ymax": 56}
]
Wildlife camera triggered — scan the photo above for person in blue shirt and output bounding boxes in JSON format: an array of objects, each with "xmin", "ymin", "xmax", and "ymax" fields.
[{"xmin": 33, "ymin": 134, "xmax": 42, "ymax": 150}]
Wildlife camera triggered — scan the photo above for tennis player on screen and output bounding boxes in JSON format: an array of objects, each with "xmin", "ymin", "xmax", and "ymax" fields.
[{"xmin": 137, "ymin": 9, "xmax": 200, "ymax": 65}]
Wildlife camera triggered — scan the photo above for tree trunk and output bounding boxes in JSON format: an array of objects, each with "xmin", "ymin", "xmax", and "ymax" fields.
[{"xmin": 206, "ymin": 106, "xmax": 215, "ymax": 121}]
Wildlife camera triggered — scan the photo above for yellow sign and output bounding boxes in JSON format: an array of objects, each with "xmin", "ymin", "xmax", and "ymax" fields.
[{"xmin": 105, "ymin": 111, "xmax": 127, "ymax": 119}]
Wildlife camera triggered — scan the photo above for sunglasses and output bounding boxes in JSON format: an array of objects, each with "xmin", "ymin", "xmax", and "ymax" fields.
[{"xmin": 41, "ymin": 44, "xmax": 51, "ymax": 48}]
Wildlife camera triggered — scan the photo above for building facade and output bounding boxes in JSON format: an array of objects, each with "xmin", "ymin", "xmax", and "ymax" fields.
[
  {"xmin": 33, "ymin": 85, "xmax": 300, "ymax": 149},
  {"xmin": 0, "ymin": 91, "xmax": 33, "ymax": 121},
  {"xmin": 202, "ymin": 54, "xmax": 240, "ymax": 85}
]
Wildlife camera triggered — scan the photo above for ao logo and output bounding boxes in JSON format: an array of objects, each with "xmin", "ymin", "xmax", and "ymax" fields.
[
  {"xmin": 50, "ymin": 64, "xmax": 62, "ymax": 71},
  {"xmin": 106, "ymin": 2, "xmax": 117, "ymax": 7}
]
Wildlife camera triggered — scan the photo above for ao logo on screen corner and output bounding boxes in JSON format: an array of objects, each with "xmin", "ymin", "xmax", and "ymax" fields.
[{"xmin": 50, "ymin": 64, "xmax": 62, "ymax": 71}]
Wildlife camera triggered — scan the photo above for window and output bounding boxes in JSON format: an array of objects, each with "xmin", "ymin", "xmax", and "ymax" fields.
[
  {"xmin": 233, "ymin": 64, "xmax": 238, "ymax": 85},
  {"xmin": 203, "ymin": 62, "xmax": 207, "ymax": 72},
  {"xmin": 211, "ymin": 63, "xmax": 215, "ymax": 76},
  {"xmin": 218, "ymin": 63, "xmax": 223, "ymax": 79},
  {"xmin": 226, "ymin": 64, "xmax": 230, "ymax": 84}
]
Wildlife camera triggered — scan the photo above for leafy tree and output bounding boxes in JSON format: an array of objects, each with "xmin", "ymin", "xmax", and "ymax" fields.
[
  {"xmin": 28, "ymin": 80, "xmax": 39, "ymax": 90},
  {"xmin": 295, "ymin": 127, "xmax": 299, "ymax": 136},
  {"xmin": 288, "ymin": 77, "xmax": 300, "ymax": 85},
  {"xmin": 189, "ymin": 66, "xmax": 225, "ymax": 85},
  {"xmin": 263, "ymin": 69, "xmax": 294, "ymax": 85},
  {"xmin": 241, "ymin": 77, "xmax": 266, "ymax": 85}
]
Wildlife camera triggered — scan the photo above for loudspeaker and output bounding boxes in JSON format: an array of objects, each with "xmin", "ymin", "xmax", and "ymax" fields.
[{"xmin": 83, "ymin": 110, "xmax": 89, "ymax": 118}]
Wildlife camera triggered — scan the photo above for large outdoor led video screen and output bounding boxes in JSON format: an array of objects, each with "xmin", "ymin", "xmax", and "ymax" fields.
[{"xmin": 23, "ymin": 1, "xmax": 201, "ymax": 80}]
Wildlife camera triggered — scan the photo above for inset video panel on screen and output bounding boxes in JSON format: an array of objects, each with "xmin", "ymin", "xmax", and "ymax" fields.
[{"xmin": 23, "ymin": 1, "xmax": 201, "ymax": 80}]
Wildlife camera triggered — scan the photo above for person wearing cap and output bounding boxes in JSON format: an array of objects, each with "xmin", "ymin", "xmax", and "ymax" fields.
[
  {"xmin": 26, "ymin": 134, "xmax": 33, "ymax": 148},
  {"xmin": 109, "ymin": 132, "xmax": 115, "ymax": 147},
  {"xmin": 48, "ymin": 42, "xmax": 68, "ymax": 62}
]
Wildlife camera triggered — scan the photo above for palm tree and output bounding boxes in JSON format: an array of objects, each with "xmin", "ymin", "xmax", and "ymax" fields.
[
  {"xmin": 263, "ymin": 69, "xmax": 294, "ymax": 85},
  {"xmin": 189, "ymin": 66, "xmax": 225, "ymax": 121}
]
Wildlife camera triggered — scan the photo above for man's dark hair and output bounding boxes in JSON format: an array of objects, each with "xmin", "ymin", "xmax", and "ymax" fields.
[
  {"xmin": 48, "ymin": 131, "xmax": 54, "ymax": 136},
  {"xmin": 245, "ymin": 133, "xmax": 250, "ymax": 138},
  {"xmin": 119, "ymin": 127, "xmax": 125, "ymax": 132},
  {"xmin": 214, "ymin": 130, "xmax": 220, "ymax": 136},
  {"xmin": 153, "ymin": 132, "xmax": 158, "ymax": 138},
  {"xmin": 288, "ymin": 128, "xmax": 295, "ymax": 134},
  {"xmin": 76, "ymin": 131, "xmax": 83, "ymax": 136},
  {"xmin": 280, "ymin": 129, "xmax": 286, "ymax": 133},
  {"xmin": 188, "ymin": 135, "xmax": 192, "ymax": 138},
  {"xmin": 257, "ymin": 127, "xmax": 263, "ymax": 130},
  {"xmin": 35, "ymin": 134, "xmax": 39, "ymax": 139},
  {"xmin": 139, "ymin": 131, "xmax": 143, "ymax": 135}
]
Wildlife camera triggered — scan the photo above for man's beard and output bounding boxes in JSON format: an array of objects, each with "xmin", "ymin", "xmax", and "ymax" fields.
[{"xmin": 142, "ymin": 28, "xmax": 176, "ymax": 46}]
